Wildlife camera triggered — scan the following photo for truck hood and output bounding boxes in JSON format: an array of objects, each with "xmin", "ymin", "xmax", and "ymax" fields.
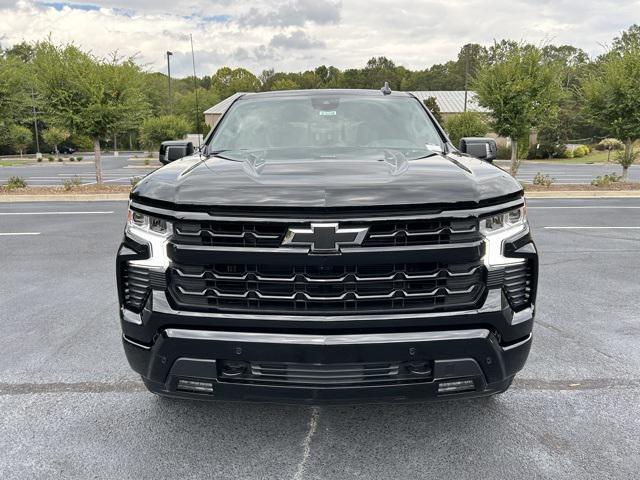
[{"xmin": 132, "ymin": 153, "xmax": 522, "ymax": 208}]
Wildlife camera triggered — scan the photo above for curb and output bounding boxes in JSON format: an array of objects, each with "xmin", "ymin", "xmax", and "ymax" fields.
[
  {"xmin": 0, "ymin": 194, "xmax": 130, "ymax": 202},
  {"xmin": 2, "ymin": 191, "xmax": 640, "ymax": 202}
]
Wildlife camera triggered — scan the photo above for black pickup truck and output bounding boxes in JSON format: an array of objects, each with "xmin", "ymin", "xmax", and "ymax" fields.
[{"xmin": 117, "ymin": 88, "xmax": 537, "ymax": 403}]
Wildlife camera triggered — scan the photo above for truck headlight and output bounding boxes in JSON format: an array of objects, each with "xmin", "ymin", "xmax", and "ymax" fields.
[
  {"xmin": 480, "ymin": 206, "xmax": 527, "ymax": 266},
  {"xmin": 127, "ymin": 210, "xmax": 171, "ymax": 236},
  {"xmin": 125, "ymin": 209, "xmax": 172, "ymax": 268}
]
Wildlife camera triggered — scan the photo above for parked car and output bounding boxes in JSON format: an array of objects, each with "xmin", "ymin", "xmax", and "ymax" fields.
[
  {"xmin": 117, "ymin": 88, "xmax": 537, "ymax": 403},
  {"xmin": 52, "ymin": 146, "xmax": 75, "ymax": 154}
]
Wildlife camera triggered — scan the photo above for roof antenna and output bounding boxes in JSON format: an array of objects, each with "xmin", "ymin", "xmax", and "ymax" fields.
[
  {"xmin": 380, "ymin": 81, "xmax": 392, "ymax": 95},
  {"xmin": 190, "ymin": 34, "xmax": 202, "ymax": 155}
]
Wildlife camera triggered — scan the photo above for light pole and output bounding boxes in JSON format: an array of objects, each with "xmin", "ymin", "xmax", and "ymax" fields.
[
  {"xmin": 166, "ymin": 51, "xmax": 173, "ymax": 115},
  {"xmin": 31, "ymin": 88, "xmax": 41, "ymax": 159}
]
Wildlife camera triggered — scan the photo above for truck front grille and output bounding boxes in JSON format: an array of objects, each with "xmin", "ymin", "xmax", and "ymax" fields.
[
  {"xmin": 168, "ymin": 261, "xmax": 485, "ymax": 314},
  {"xmin": 172, "ymin": 217, "xmax": 479, "ymax": 248}
]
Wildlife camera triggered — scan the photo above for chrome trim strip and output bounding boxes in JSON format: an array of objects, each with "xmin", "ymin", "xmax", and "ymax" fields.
[
  {"xmin": 172, "ymin": 265, "xmax": 481, "ymax": 283},
  {"xmin": 151, "ymin": 288, "xmax": 503, "ymax": 321},
  {"xmin": 170, "ymin": 240, "xmax": 484, "ymax": 254},
  {"xmin": 175, "ymin": 284, "xmax": 476, "ymax": 300},
  {"xmin": 122, "ymin": 334, "xmax": 151, "ymax": 350},
  {"xmin": 369, "ymin": 226, "xmax": 476, "ymax": 238},
  {"xmin": 164, "ymin": 328, "xmax": 491, "ymax": 345},
  {"xmin": 175, "ymin": 227, "xmax": 280, "ymax": 240},
  {"xmin": 130, "ymin": 198, "xmax": 524, "ymax": 223},
  {"xmin": 502, "ymin": 333, "xmax": 532, "ymax": 351}
]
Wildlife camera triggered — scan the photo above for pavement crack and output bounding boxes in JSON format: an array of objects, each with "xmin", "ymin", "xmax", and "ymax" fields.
[{"xmin": 292, "ymin": 406, "xmax": 320, "ymax": 480}]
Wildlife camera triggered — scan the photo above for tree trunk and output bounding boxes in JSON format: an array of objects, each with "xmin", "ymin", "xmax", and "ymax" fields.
[
  {"xmin": 510, "ymin": 138, "xmax": 520, "ymax": 176},
  {"xmin": 93, "ymin": 137, "xmax": 103, "ymax": 184},
  {"xmin": 622, "ymin": 139, "xmax": 633, "ymax": 181}
]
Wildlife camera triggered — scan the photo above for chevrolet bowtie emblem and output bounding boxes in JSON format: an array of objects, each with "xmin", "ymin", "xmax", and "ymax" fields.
[{"xmin": 282, "ymin": 223, "xmax": 369, "ymax": 253}]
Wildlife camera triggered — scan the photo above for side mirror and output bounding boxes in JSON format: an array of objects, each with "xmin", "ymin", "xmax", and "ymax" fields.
[
  {"xmin": 159, "ymin": 141, "xmax": 194, "ymax": 165},
  {"xmin": 459, "ymin": 137, "xmax": 497, "ymax": 163}
]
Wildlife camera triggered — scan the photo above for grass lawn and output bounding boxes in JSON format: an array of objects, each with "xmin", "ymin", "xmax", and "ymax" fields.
[{"xmin": 0, "ymin": 160, "xmax": 25, "ymax": 167}]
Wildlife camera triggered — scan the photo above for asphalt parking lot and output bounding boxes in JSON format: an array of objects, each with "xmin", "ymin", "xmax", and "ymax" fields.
[
  {"xmin": 2, "ymin": 157, "xmax": 640, "ymax": 186},
  {"xmin": 1, "ymin": 198, "xmax": 639, "ymax": 479}
]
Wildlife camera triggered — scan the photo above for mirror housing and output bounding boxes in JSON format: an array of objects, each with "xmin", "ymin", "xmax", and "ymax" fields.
[
  {"xmin": 159, "ymin": 141, "xmax": 195, "ymax": 165},
  {"xmin": 459, "ymin": 137, "xmax": 497, "ymax": 163}
]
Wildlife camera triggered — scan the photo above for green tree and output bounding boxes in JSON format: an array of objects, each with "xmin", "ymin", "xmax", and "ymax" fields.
[
  {"xmin": 7, "ymin": 124, "xmax": 32, "ymax": 156},
  {"xmin": 174, "ymin": 88, "xmax": 220, "ymax": 134},
  {"xmin": 210, "ymin": 67, "xmax": 260, "ymax": 98},
  {"xmin": 582, "ymin": 44, "xmax": 640, "ymax": 180},
  {"xmin": 0, "ymin": 55, "xmax": 30, "ymax": 130},
  {"xmin": 473, "ymin": 44, "xmax": 563, "ymax": 175},
  {"xmin": 42, "ymin": 126, "xmax": 70, "ymax": 156},
  {"xmin": 444, "ymin": 112, "xmax": 489, "ymax": 147},
  {"xmin": 32, "ymin": 42, "xmax": 148, "ymax": 183},
  {"xmin": 271, "ymin": 78, "xmax": 299, "ymax": 90},
  {"xmin": 423, "ymin": 97, "xmax": 443, "ymax": 124},
  {"xmin": 139, "ymin": 115, "xmax": 189, "ymax": 150}
]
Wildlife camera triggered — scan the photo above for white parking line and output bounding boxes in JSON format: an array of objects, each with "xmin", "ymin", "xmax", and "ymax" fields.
[
  {"xmin": 0, "ymin": 211, "xmax": 113, "ymax": 215},
  {"xmin": 529, "ymin": 206, "xmax": 640, "ymax": 209},
  {"xmin": 544, "ymin": 226, "xmax": 640, "ymax": 229},
  {"xmin": 0, "ymin": 232, "xmax": 41, "ymax": 236}
]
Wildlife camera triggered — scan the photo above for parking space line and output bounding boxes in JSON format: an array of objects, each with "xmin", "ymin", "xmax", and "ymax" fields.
[
  {"xmin": 0, "ymin": 232, "xmax": 41, "ymax": 236},
  {"xmin": 529, "ymin": 206, "xmax": 640, "ymax": 209},
  {"xmin": 0, "ymin": 211, "xmax": 113, "ymax": 215},
  {"xmin": 544, "ymin": 226, "xmax": 640, "ymax": 229}
]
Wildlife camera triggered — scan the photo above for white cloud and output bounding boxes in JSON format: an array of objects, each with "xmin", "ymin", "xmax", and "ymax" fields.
[{"xmin": 1, "ymin": 0, "xmax": 639, "ymax": 77}]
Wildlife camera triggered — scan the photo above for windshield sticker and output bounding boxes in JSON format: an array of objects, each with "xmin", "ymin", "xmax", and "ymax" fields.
[
  {"xmin": 425, "ymin": 143, "xmax": 443, "ymax": 152},
  {"xmin": 319, "ymin": 110, "xmax": 337, "ymax": 116}
]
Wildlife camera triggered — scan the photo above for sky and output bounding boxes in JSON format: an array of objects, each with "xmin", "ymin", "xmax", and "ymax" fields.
[{"xmin": 0, "ymin": 0, "xmax": 639, "ymax": 77}]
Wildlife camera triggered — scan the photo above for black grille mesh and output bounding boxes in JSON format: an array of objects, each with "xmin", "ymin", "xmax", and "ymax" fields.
[
  {"xmin": 503, "ymin": 261, "xmax": 533, "ymax": 310},
  {"xmin": 122, "ymin": 264, "xmax": 151, "ymax": 312},
  {"xmin": 168, "ymin": 261, "xmax": 485, "ymax": 314}
]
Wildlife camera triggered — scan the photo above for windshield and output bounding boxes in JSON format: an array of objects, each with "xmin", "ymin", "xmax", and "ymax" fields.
[{"xmin": 207, "ymin": 94, "xmax": 445, "ymax": 161}]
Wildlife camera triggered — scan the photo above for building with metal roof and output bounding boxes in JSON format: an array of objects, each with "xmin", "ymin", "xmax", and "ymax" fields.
[
  {"xmin": 203, "ymin": 90, "xmax": 489, "ymax": 128},
  {"xmin": 408, "ymin": 91, "xmax": 489, "ymax": 117}
]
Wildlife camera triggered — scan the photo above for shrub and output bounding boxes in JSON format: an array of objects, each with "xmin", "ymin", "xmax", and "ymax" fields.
[
  {"xmin": 130, "ymin": 176, "xmax": 141, "ymax": 187},
  {"xmin": 496, "ymin": 144, "xmax": 511, "ymax": 160},
  {"xmin": 533, "ymin": 172, "xmax": 554, "ymax": 187},
  {"xmin": 76, "ymin": 156, "xmax": 83, "ymax": 161},
  {"xmin": 597, "ymin": 138, "xmax": 624, "ymax": 151},
  {"xmin": 57, "ymin": 157, "xmax": 63, "ymax": 162},
  {"xmin": 37, "ymin": 157, "xmax": 43, "ymax": 162},
  {"xmin": 6, "ymin": 176, "xmax": 27, "ymax": 189},
  {"xmin": 47, "ymin": 155, "xmax": 55, "ymax": 162},
  {"xmin": 573, "ymin": 145, "xmax": 590, "ymax": 158},
  {"xmin": 143, "ymin": 158, "xmax": 150, "ymax": 166},
  {"xmin": 561, "ymin": 148, "xmax": 574, "ymax": 158},
  {"xmin": 63, "ymin": 176, "xmax": 82, "ymax": 191},
  {"xmin": 139, "ymin": 115, "xmax": 190, "ymax": 151},
  {"xmin": 69, "ymin": 156, "xmax": 75, "ymax": 162},
  {"xmin": 444, "ymin": 112, "xmax": 489, "ymax": 148},
  {"xmin": 591, "ymin": 172, "xmax": 622, "ymax": 187}
]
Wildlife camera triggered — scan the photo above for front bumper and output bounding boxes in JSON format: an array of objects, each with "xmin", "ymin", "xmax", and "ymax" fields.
[{"xmin": 123, "ymin": 323, "xmax": 532, "ymax": 404}]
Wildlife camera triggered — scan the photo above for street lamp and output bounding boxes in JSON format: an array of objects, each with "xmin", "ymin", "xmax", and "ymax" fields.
[{"xmin": 167, "ymin": 51, "xmax": 173, "ymax": 115}]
